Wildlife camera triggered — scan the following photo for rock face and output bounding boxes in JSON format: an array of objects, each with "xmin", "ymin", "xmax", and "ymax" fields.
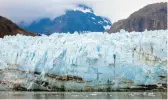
[
  {"xmin": 108, "ymin": 2, "xmax": 167, "ymax": 33},
  {"xmin": 19, "ymin": 4, "xmax": 112, "ymax": 34},
  {"xmin": 0, "ymin": 16, "xmax": 36, "ymax": 38}
]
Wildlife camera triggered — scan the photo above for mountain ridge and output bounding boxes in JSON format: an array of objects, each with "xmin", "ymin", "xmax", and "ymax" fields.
[
  {"xmin": 107, "ymin": 2, "xmax": 167, "ymax": 33},
  {"xmin": 0, "ymin": 16, "xmax": 36, "ymax": 38}
]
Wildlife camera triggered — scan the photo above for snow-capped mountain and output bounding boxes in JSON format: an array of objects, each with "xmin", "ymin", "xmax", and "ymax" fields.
[{"xmin": 19, "ymin": 4, "xmax": 112, "ymax": 34}]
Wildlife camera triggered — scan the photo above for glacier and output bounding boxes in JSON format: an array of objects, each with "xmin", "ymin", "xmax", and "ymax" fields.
[{"xmin": 0, "ymin": 30, "xmax": 167, "ymax": 91}]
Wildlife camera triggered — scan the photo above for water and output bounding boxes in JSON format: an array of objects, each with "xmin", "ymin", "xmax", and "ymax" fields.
[{"xmin": 0, "ymin": 91, "xmax": 167, "ymax": 99}]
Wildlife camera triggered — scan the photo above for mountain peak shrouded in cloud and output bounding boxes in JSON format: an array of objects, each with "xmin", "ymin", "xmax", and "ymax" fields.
[{"xmin": 19, "ymin": 4, "xmax": 112, "ymax": 34}]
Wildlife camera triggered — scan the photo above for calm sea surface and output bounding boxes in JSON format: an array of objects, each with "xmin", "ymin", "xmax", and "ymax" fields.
[{"xmin": 0, "ymin": 91, "xmax": 167, "ymax": 99}]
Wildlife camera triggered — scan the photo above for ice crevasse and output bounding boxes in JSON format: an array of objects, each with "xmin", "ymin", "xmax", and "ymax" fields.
[{"xmin": 0, "ymin": 30, "xmax": 167, "ymax": 91}]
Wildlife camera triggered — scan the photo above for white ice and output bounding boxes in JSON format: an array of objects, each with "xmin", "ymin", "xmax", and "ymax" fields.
[{"xmin": 0, "ymin": 30, "xmax": 167, "ymax": 88}]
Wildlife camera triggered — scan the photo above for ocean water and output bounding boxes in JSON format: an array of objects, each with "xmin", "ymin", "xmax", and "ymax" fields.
[{"xmin": 0, "ymin": 91, "xmax": 167, "ymax": 99}]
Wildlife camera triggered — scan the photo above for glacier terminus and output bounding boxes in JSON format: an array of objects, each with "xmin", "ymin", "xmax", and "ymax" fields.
[{"xmin": 0, "ymin": 30, "xmax": 167, "ymax": 91}]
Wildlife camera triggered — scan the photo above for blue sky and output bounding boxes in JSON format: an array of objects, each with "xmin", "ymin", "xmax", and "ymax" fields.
[{"xmin": 0, "ymin": 0, "xmax": 166, "ymax": 24}]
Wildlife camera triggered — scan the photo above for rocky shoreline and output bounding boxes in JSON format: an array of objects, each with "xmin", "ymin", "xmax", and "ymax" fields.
[{"xmin": 0, "ymin": 69, "xmax": 167, "ymax": 92}]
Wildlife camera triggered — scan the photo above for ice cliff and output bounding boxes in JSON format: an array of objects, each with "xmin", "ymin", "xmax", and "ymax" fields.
[{"xmin": 0, "ymin": 30, "xmax": 167, "ymax": 91}]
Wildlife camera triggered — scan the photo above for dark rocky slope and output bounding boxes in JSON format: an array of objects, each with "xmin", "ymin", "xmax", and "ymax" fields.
[
  {"xmin": 0, "ymin": 16, "xmax": 36, "ymax": 38},
  {"xmin": 108, "ymin": 2, "xmax": 167, "ymax": 33}
]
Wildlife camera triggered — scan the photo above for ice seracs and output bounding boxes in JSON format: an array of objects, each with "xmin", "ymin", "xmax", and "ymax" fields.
[{"xmin": 0, "ymin": 30, "xmax": 167, "ymax": 90}]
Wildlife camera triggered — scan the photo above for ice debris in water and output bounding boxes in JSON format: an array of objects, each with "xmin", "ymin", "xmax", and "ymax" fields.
[{"xmin": 0, "ymin": 30, "xmax": 167, "ymax": 88}]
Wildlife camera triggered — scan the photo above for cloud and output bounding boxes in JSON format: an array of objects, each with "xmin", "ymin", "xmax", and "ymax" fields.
[{"xmin": 0, "ymin": 0, "xmax": 166, "ymax": 24}]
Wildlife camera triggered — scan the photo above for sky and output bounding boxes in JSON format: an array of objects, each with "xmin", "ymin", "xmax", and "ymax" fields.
[{"xmin": 0, "ymin": 0, "xmax": 166, "ymax": 24}]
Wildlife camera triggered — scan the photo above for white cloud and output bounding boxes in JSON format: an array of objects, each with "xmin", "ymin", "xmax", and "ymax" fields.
[{"xmin": 0, "ymin": 0, "xmax": 166, "ymax": 24}]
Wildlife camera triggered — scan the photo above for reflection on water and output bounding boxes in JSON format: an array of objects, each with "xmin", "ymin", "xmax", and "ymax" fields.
[{"xmin": 0, "ymin": 91, "xmax": 167, "ymax": 99}]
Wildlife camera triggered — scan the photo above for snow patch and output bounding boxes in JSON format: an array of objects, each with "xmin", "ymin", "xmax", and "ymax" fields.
[
  {"xmin": 73, "ymin": 7, "xmax": 93, "ymax": 13},
  {"xmin": 91, "ymin": 17, "xmax": 95, "ymax": 20},
  {"xmin": 104, "ymin": 25, "xmax": 111, "ymax": 30}
]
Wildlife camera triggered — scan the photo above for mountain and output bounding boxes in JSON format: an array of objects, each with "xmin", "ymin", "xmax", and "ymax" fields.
[
  {"xmin": 107, "ymin": 2, "xmax": 167, "ymax": 33},
  {"xmin": 0, "ymin": 16, "xmax": 36, "ymax": 38},
  {"xmin": 19, "ymin": 4, "xmax": 112, "ymax": 34}
]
